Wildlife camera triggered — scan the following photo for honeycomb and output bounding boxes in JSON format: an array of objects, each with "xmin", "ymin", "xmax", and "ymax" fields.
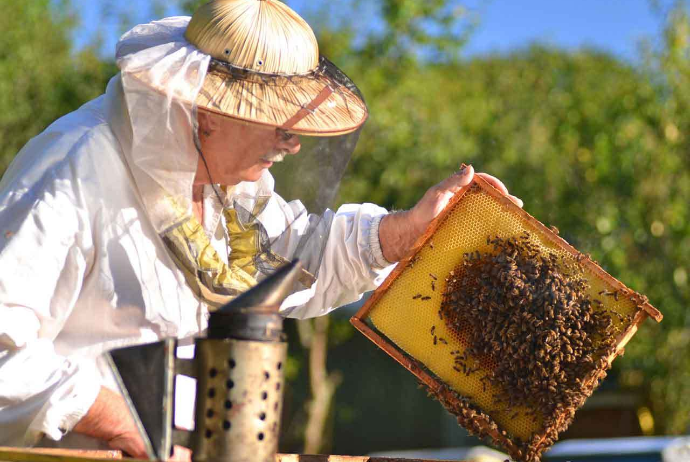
[{"xmin": 353, "ymin": 178, "xmax": 661, "ymax": 459}]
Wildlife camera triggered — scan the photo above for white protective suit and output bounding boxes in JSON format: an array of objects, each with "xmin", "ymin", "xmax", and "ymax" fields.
[{"xmin": 0, "ymin": 17, "xmax": 393, "ymax": 449}]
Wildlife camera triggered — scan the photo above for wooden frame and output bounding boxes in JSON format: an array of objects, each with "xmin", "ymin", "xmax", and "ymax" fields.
[{"xmin": 350, "ymin": 174, "xmax": 661, "ymax": 461}]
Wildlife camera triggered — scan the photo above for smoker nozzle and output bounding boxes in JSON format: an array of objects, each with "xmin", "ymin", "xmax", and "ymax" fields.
[{"xmin": 207, "ymin": 260, "xmax": 303, "ymax": 340}]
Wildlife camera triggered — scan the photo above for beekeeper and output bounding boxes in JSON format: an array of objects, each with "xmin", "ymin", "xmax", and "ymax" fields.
[{"xmin": 0, "ymin": 0, "xmax": 521, "ymax": 457}]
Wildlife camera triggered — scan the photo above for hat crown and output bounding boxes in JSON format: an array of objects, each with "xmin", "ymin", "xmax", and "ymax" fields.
[{"xmin": 185, "ymin": 0, "xmax": 319, "ymax": 75}]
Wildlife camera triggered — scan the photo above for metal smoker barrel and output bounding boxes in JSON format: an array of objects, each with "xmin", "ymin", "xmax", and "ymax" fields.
[{"xmin": 190, "ymin": 262, "xmax": 300, "ymax": 462}]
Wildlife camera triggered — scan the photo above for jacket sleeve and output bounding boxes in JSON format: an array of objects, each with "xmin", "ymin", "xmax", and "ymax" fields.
[
  {"xmin": 281, "ymin": 202, "xmax": 396, "ymax": 319},
  {"xmin": 0, "ymin": 135, "xmax": 101, "ymax": 445}
]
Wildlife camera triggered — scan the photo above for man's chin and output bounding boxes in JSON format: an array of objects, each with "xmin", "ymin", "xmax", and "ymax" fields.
[{"xmin": 240, "ymin": 165, "xmax": 271, "ymax": 183}]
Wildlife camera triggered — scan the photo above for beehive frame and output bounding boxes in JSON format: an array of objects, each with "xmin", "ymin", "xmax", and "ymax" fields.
[{"xmin": 351, "ymin": 175, "xmax": 662, "ymax": 461}]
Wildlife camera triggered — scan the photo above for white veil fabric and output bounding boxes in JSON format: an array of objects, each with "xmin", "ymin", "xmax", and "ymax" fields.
[{"xmin": 115, "ymin": 16, "xmax": 210, "ymax": 233}]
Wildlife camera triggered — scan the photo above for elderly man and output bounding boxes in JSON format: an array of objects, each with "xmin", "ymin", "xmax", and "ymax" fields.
[{"xmin": 0, "ymin": 0, "xmax": 521, "ymax": 458}]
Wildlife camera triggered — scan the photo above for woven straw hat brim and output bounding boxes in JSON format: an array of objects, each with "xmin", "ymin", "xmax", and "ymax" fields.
[
  {"xmin": 129, "ymin": 63, "xmax": 368, "ymax": 137},
  {"xmin": 197, "ymin": 67, "xmax": 368, "ymax": 136}
]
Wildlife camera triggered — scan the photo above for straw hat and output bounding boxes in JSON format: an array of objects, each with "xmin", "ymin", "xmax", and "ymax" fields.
[{"xmin": 181, "ymin": 0, "xmax": 368, "ymax": 136}]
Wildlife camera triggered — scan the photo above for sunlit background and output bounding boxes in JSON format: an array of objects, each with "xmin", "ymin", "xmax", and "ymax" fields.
[{"xmin": 3, "ymin": 0, "xmax": 690, "ymax": 459}]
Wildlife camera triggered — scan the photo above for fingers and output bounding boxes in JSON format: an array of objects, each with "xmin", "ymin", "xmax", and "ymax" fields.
[
  {"xmin": 476, "ymin": 172, "xmax": 509, "ymax": 195},
  {"xmin": 509, "ymin": 194, "xmax": 524, "ymax": 208},
  {"xmin": 433, "ymin": 166, "xmax": 523, "ymax": 208},
  {"xmin": 475, "ymin": 172, "xmax": 523, "ymax": 208},
  {"xmin": 436, "ymin": 165, "xmax": 475, "ymax": 193}
]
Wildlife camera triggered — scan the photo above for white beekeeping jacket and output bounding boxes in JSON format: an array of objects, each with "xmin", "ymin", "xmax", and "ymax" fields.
[{"xmin": 0, "ymin": 72, "xmax": 393, "ymax": 448}]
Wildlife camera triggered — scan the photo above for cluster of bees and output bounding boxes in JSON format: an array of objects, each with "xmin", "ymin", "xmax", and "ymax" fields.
[{"xmin": 434, "ymin": 232, "xmax": 631, "ymax": 461}]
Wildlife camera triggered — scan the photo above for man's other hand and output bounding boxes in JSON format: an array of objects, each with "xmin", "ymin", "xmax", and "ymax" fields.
[
  {"xmin": 72, "ymin": 386, "xmax": 193, "ymax": 460},
  {"xmin": 73, "ymin": 387, "xmax": 149, "ymax": 459}
]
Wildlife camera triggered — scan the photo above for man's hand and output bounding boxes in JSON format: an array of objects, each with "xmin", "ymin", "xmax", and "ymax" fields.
[
  {"xmin": 73, "ymin": 387, "xmax": 149, "ymax": 459},
  {"xmin": 72, "ymin": 387, "xmax": 192, "ymax": 461},
  {"xmin": 378, "ymin": 165, "xmax": 523, "ymax": 263}
]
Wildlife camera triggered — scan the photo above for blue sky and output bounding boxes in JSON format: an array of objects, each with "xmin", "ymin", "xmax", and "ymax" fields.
[
  {"xmin": 71, "ymin": 0, "xmax": 685, "ymax": 62},
  {"xmin": 461, "ymin": 0, "xmax": 678, "ymax": 60}
]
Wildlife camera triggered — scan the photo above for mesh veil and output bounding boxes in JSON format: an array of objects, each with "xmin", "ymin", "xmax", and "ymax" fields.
[{"xmin": 113, "ymin": 17, "xmax": 365, "ymax": 307}]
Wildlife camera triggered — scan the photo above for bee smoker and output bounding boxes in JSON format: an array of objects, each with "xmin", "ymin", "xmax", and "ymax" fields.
[{"xmin": 105, "ymin": 261, "xmax": 302, "ymax": 462}]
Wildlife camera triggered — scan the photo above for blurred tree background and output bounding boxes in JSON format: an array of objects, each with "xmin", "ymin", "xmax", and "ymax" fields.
[
  {"xmin": 3, "ymin": 0, "xmax": 689, "ymax": 453},
  {"xmin": 0, "ymin": 0, "xmax": 116, "ymax": 172}
]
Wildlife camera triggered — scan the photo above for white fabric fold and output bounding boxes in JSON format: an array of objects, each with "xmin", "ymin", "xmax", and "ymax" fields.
[{"xmin": 280, "ymin": 203, "xmax": 395, "ymax": 318}]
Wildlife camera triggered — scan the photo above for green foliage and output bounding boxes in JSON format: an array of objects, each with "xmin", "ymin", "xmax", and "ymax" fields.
[
  {"xmin": 0, "ymin": 0, "xmax": 115, "ymax": 172},
  {"xmin": 370, "ymin": 0, "xmax": 475, "ymax": 61}
]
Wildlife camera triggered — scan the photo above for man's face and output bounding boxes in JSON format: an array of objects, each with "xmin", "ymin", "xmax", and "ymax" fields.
[{"xmin": 195, "ymin": 111, "xmax": 301, "ymax": 185}]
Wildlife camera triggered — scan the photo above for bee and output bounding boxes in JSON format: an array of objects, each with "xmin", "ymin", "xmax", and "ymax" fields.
[
  {"xmin": 421, "ymin": 296, "xmax": 431, "ymax": 301},
  {"xmin": 408, "ymin": 254, "xmax": 421, "ymax": 268},
  {"xmin": 412, "ymin": 294, "xmax": 422, "ymax": 300}
]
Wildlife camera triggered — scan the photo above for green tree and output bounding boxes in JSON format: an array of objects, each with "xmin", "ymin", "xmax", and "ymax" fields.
[
  {"xmin": 0, "ymin": 0, "xmax": 116, "ymax": 173},
  {"xmin": 632, "ymin": 1, "xmax": 690, "ymax": 434}
]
